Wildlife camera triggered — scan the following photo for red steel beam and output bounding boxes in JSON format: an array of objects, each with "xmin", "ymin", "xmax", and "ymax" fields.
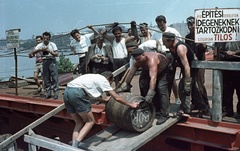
[
  {"xmin": 0, "ymin": 94, "xmax": 109, "ymax": 126},
  {"xmin": 162, "ymin": 117, "xmax": 240, "ymax": 150}
]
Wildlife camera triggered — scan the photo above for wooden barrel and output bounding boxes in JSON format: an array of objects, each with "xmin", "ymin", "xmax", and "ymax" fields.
[{"xmin": 105, "ymin": 92, "xmax": 156, "ymax": 132}]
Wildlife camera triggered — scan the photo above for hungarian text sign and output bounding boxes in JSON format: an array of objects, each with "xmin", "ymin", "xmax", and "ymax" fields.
[
  {"xmin": 195, "ymin": 8, "xmax": 240, "ymax": 43},
  {"xmin": 6, "ymin": 29, "xmax": 21, "ymax": 49}
]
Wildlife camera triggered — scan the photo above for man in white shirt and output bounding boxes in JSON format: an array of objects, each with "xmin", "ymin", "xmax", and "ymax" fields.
[
  {"xmin": 102, "ymin": 24, "xmax": 138, "ymax": 85},
  {"xmin": 151, "ymin": 15, "xmax": 182, "ymax": 53},
  {"xmin": 32, "ymin": 32, "xmax": 59, "ymax": 99},
  {"xmin": 151, "ymin": 15, "xmax": 182, "ymax": 104},
  {"xmin": 63, "ymin": 71, "xmax": 139, "ymax": 148},
  {"xmin": 70, "ymin": 26, "xmax": 99, "ymax": 74}
]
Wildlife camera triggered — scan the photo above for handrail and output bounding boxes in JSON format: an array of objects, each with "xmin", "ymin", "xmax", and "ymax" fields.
[{"xmin": 0, "ymin": 103, "xmax": 65, "ymax": 149}]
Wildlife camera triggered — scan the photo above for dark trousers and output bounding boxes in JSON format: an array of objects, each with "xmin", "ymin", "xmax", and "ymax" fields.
[
  {"xmin": 113, "ymin": 58, "xmax": 128, "ymax": 86},
  {"xmin": 74, "ymin": 56, "xmax": 86, "ymax": 74},
  {"xmin": 139, "ymin": 67, "xmax": 175, "ymax": 115},
  {"xmin": 42, "ymin": 59, "xmax": 58, "ymax": 98},
  {"xmin": 178, "ymin": 69, "xmax": 208, "ymax": 113},
  {"xmin": 195, "ymin": 68, "xmax": 209, "ymax": 106},
  {"xmin": 223, "ymin": 70, "xmax": 240, "ymax": 115}
]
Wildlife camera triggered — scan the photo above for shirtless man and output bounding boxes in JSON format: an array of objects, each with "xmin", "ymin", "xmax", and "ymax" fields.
[{"xmin": 116, "ymin": 48, "xmax": 175, "ymax": 125}]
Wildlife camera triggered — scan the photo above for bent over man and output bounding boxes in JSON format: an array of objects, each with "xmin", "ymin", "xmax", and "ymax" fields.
[
  {"xmin": 63, "ymin": 71, "xmax": 139, "ymax": 149},
  {"xmin": 116, "ymin": 49, "xmax": 175, "ymax": 125}
]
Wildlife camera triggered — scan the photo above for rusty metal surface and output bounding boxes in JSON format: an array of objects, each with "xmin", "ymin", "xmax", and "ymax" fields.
[{"xmin": 162, "ymin": 117, "xmax": 240, "ymax": 150}]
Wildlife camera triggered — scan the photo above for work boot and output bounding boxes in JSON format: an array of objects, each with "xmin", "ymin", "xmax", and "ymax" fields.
[{"xmin": 156, "ymin": 115, "xmax": 169, "ymax": 125}]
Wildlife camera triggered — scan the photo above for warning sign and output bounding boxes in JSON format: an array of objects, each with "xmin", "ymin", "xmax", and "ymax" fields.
[
  {"xmin": 6, "ymin": 29, "xmax": 21, "ymax": 49},
  {"xmin": 195, "ymin": 8, "xmax": 240, "ymax": 43}
]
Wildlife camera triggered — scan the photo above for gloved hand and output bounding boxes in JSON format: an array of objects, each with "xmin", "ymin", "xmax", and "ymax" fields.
[
  {"xmin": 144, "ymin": 89, "xmax": 156, "ymax": 103},
  {"xmin": 183, "ymin": 77, "xmax": 192, "ymax": 96},
  {"xmin": 115, "ymin": 82, "xmax": 132, "ymax": 93}
]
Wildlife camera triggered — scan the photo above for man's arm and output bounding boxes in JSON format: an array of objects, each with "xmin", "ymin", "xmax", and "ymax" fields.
[
  {"xmin": 176, "ymin": 45, "xmax": 191, "ymax": 77},
  {"xmin": 143, "ymin": 58, "xmax": 158, "ymax": 103},
  {"xmin": 148, "ymin": 59, "xmax": 158, "ymax": 91},
  {"xmin": 108, "ymin": 90, "xmax": 139, "ymax": 108},
  {"xmin": 101, "ymin": 30, "xmax": 114, "ymax": 44},
  {"xmin": 176, "ymin": 45, "xmax": 192, "ymax": 95},
  {"xmin": 125, "ymin": 35, "xmax": 139, "ymax": 44},
  {"xmin": 87, "ymin": 25, "xmax": 99, "ymax": 36}
]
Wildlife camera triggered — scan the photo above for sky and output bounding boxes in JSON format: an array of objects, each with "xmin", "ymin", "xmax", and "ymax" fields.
[{"xmin": 1, "ymin": 0, "xmax": 239, "ymax": 40}]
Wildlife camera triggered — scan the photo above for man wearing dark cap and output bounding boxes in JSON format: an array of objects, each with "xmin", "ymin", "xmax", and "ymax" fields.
[
  {"xmin": 116, "ymin": 49, "xmax": 175, "ymax": 125},
  {"xmin": 185, "ymin": 16, "xmax": 209, "ymax": 111},
  {"xmin": 162, "ymin": 32, "xmax": 209, "ymax": 115}
]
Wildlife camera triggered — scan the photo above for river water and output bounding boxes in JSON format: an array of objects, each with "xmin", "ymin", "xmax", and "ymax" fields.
[{"xmin": 0, "ymin": 50, "xmax": 79, "ymax": 81}]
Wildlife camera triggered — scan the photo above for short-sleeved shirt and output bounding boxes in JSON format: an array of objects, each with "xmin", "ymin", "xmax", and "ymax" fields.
[
  {"xmin": 70, "ymin": 33, "xmax": 94, "ymax": 58},
  {"xmin": 67, "ymin": 74, "xmax": 113, "ymax": 98},
  {"xmin": 35, "ymin": 42, "xmax": 58, "ymax": 59}
]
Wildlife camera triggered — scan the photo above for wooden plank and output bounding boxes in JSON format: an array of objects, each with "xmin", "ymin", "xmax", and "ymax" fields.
[
  {"xmin": 24, "ymin": 133, "xmax": 82, "ymax": 151},
  {"xmin": 85, "ymin": 117, "xmax": 181, "ymax": 151},
  {"xmin": 0, "ymin": 104, "xmax": 65, "ymax": 148},
  {"xmin": 191, "ymin": 60, "xmax": 240, "ymax": 71},
  {"xmin": 0, "ymin": 134, "xmax": 15, "ymax": 151},
  {"xmin": 112, "ymin": 63, "xmax": 129, "ymax": 77},
  {"xmin": 84, "ymin": 124, "xmax": 121, "ymax": 146}
]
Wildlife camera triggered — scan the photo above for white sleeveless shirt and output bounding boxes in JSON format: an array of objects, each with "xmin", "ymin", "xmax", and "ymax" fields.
[{"xmin": 112, "ymin": 38, "xmax": 128, "ymax": 59}]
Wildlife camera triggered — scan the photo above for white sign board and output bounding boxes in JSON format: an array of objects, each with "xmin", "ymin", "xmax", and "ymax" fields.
[
  {"xmin": 6, "ymin": 29, "xmax": 21, "ymax": 49},
  {"xmin": 195, "ymin": 8, "xmax": 240, "ymax": 43}
]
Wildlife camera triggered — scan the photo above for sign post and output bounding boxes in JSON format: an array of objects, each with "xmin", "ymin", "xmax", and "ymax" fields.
[
  {"xmin": 6, "ymin": 29, "xmax": 21, "ymax": 95},
  {"xmin": 194, "ymin": 8, "xmax": 240, "ymax": 122}
]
